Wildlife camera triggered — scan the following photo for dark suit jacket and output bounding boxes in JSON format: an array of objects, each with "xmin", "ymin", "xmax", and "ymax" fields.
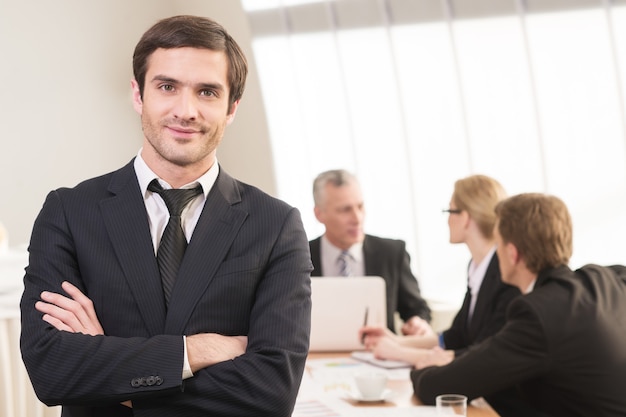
[
  {"xmin": 442, "ymin": 254, "xmax": 520, "ymax": 357},
  {"xmin": 411, "ymin": 264, "xmax": 626, "ymax": 417},
  {"xmin": 309, "ymin": 234, "xmax": 430, "ymax": 331},
  {"xmin": 20, "ymin": 160, "xmax": 313, "ymax": 417}
]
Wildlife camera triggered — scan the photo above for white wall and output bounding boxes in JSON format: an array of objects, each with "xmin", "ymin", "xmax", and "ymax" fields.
[{"xmin": 0, "ymin": 0, "xmax": 274, "ymax": 247}]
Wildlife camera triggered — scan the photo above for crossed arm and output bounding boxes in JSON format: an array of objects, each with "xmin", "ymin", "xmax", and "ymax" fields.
[
  {"xmin": 23, "ymin": 190, "xmax": 312, "ymax": 416},
  {"xmin": 35, "ymin": 281, "xmax": 247, "ymax": 374}
]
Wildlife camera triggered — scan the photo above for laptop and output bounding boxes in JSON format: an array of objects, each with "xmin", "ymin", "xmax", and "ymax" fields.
[{"xmin": 309, "ymin": 276, "xmax": 387, "ymax": 352}]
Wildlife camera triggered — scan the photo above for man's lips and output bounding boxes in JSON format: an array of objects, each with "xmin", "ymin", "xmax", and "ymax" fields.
[{"xmin": 167, "ymin": 125, "xmax": 200, "ymax": 134}]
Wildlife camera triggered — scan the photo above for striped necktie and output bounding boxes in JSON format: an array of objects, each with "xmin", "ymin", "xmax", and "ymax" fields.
[
  {"xmin": 338, "ymin": 250, "xmax": 352, "ymax": 277},
  {"xmin": 148, "ymin": 179, "xmax": 202, "ymax": 307}
]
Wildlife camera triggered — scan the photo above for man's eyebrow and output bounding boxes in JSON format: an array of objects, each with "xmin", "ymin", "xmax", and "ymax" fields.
[
  {"xmin": 197, "ymin": 82, "xmax": 225, "ymax": 92},
  {"xmin": 151, "ymin": 75, "xmax": 179, "ymax": 84}
]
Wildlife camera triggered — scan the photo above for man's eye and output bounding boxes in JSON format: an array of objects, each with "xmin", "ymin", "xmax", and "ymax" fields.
[
  {"xmin": 160, "ymin": 85, "xmax": 174, "ymax": 92},
  {"xmin": 199, "ymin": 89, "xmax": 215, "ymax": 97}
]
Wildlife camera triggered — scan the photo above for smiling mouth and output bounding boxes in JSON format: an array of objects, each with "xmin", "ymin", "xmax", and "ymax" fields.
[
  {"xmin": 168, "ymin": 125, "xmax": 199, "ymax": 134},
  {"xmin": 166, "ymin": 125, "xmax": 207, "ymax": 140}
]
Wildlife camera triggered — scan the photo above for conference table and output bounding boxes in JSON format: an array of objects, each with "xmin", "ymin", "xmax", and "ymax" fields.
[{"xmin": 297, "ymin": 352, "xmax": 500, "ymax": 417}]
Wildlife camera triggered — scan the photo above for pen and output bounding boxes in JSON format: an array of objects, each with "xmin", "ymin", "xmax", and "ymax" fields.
[{"xmin": 360, "ymin": 306, "xmax": 369, "ymax": 344}]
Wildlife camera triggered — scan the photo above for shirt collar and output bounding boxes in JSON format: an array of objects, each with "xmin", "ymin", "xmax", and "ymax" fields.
[
  {"xmin": 320, "ymin": 235, "xmax": 363, "ymax": 263},
  {"xmin": 468, "ymin": 246, "xmax": 496, "ymax": 293},
  {"xmin": 524, "ymin": 278, "xmax": 537, "ymax": 294},
  {"xmin": 134, "ymin": 148, "xmax": 219, "ymax": 198}
]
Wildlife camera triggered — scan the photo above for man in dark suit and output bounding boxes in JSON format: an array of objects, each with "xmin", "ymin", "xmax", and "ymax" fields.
[
  {"xmin": 309, "ymin": 169, "xmax": 430, "ymax": 334},
  {"xmin": 20, "ymin": 16, "xmax": 312, "ymax": 417},
  {"xmin": 411, "ymin": 193, "xmax": 626, "ymax": 417}
]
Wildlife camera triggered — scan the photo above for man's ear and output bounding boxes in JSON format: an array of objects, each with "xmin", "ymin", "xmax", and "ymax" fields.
[
  {"xmin": 314, "ymin": 206, "xmax": 324, "ymax": 223},
  {"xmin": 226, "ymin": 99, "xmax": 240, "ymax": 125},
  {"xmin": 130, "ymin": 79, "xmax": 143, "ymax": 115},
  {"xmin": 506, "ymin": 241, "xmax": 520, "ymax": 265}
]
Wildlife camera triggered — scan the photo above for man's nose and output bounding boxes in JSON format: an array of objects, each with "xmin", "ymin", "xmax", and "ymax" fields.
[
  {"xmin": 349, "ymin": 207, "xmax": 364, "ymax": 222},
  {"xmin": 174, "ymin": 90, "xmax": 199, "ymax": 120}
]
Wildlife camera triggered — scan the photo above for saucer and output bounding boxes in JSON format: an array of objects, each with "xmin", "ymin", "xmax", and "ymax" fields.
[{"xmin": 347, "ymin": 389, "xmax": 392, "ymax": 402}]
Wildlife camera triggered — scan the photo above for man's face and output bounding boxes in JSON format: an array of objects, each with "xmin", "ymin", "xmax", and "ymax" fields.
[
  {"xmin": 132, "ymin": 47, "xmax": 238, "ymax": 172},
  {"xmin": 314, "ymin": 181, "xmax": 365, "ymax": 250}
]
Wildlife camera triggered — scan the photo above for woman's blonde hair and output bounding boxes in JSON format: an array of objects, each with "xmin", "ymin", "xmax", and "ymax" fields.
[{"xmin": 452, "ymin": 175, "xmax": 507, "ymax": 239}]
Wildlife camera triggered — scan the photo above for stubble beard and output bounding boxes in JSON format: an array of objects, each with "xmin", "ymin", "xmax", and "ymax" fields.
[{"xmin": 142, "ymin": 114, "xmax": 225, "ymax": 168}]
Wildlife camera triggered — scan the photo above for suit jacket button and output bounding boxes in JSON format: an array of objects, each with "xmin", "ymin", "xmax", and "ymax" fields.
[
  {"xmin": 131, "ymin": 378, "xmax": 141, "ymax": 388},
  {"xmin": 155, "ymin": 376, "xmax": 163, "ymax": 385},
  {"xmin": 146, "ymin": 376, "xmax": 156, "ymax": 386}
]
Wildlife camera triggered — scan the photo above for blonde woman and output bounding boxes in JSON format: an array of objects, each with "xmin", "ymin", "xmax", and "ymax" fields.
[{"xmin": 360, "ymin": 175, "xmax": 520, "ymax": 366}]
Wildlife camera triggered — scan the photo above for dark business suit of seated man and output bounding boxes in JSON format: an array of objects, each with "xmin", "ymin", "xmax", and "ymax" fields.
[
  {"xmin": 411, "ymin": 193, "xmax": 626, "ymax": 417},
  {"xmin": 310, "ymin": 234, "xmax": 431, "ymax": 332},
  {"xmin": 20, "ymin": 16, "xmax": 312, "ymax": 417}
]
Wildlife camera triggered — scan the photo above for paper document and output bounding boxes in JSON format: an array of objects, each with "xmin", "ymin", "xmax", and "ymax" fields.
[{"xmin": 350, "ymin": 351, "xmax": 413, "ymax": 369}]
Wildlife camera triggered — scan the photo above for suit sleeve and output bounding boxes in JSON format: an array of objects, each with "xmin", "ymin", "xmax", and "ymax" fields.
[
  {"xmin": 396, "ymin": 242, "xmax": 431, "ymax": 322},
  {"xmin": 411, "ymin": 297, "xmax": 550, "ymax": 404},
  {"xmin": 20, "ymin": 191, "xmax": 185, "ymax": 406}
]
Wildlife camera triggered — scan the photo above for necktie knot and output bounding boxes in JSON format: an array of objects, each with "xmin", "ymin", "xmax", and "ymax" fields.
[
  {"xmin": 148, "ymin": 179, "xmax": 203, "ymax": 216},
  {"xmin": 148, "ymin": 179, "xmax": 203, "ymax": 308}
]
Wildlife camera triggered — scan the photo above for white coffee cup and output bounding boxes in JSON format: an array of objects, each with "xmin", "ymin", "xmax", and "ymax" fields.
[
  {"xmin": 354, "ymin": 372, "xmax": 387, "ymax": 399},
  {"xmin": 436, "ymin": 394, "xmax": 467, "ymax": 416}
]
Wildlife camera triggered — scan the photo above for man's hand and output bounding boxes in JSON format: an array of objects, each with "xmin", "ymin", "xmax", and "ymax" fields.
[
  {"xmin": 186, "ymin": 334, "xmax": 248, "ymax": 373},
  {"xmin": 401, "ymin": 316, "xmax": 433, "ymax": 336},
  {"xmin": 35, "ymin": 281, "xmax": 104, "ymax": 335}
]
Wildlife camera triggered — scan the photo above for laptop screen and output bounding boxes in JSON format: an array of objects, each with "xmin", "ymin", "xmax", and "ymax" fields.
[{"xmin": 309, "ymin": 276, "xmax": 387, "ymax": 352}]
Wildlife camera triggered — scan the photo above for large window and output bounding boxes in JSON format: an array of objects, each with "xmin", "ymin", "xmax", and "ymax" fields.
[{"xmin": 242, "ymin": 0, "xmax": 626, "ymax": 304}]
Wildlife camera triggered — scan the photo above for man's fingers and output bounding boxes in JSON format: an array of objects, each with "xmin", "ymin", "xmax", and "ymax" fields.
[
  {"xmin": 36, "ymin": 301, "xmax": 83, "ymax": 332},
  {"xmin": 37, "ymin": 287, "xmax": 104, "ymax": 335},
  {"xmin": 61, "ymin": 281, "xmax": 89, "ymax": 305},
  {"xmin": 41, "ymin": 313, "xmax": 73, "ymax": 332},
  {"xmin": 61, "ymin": 281, "xmax": 101, "ymax": 324}
]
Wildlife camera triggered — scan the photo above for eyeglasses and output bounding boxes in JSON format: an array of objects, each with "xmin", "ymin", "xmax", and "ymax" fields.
[{"xmin": 442, "ymin": 208, "xmax": 463, "ymax": 214}]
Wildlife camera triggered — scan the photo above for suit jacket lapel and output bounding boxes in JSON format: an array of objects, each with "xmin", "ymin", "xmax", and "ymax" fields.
[
  {"xmin": 100, "ymin": 161, "xmax": 166, "ymax": 335},
  {"xmin": 362, "ymin": 235, "xmax": 377, "ymax": 276},
  {"xmin": 164, "ymin": 170, "xmax": 248, "ymax": 334},
  {"xmin": 468, "ymin": 254, "xmax": 499, "ymax": 337}
]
